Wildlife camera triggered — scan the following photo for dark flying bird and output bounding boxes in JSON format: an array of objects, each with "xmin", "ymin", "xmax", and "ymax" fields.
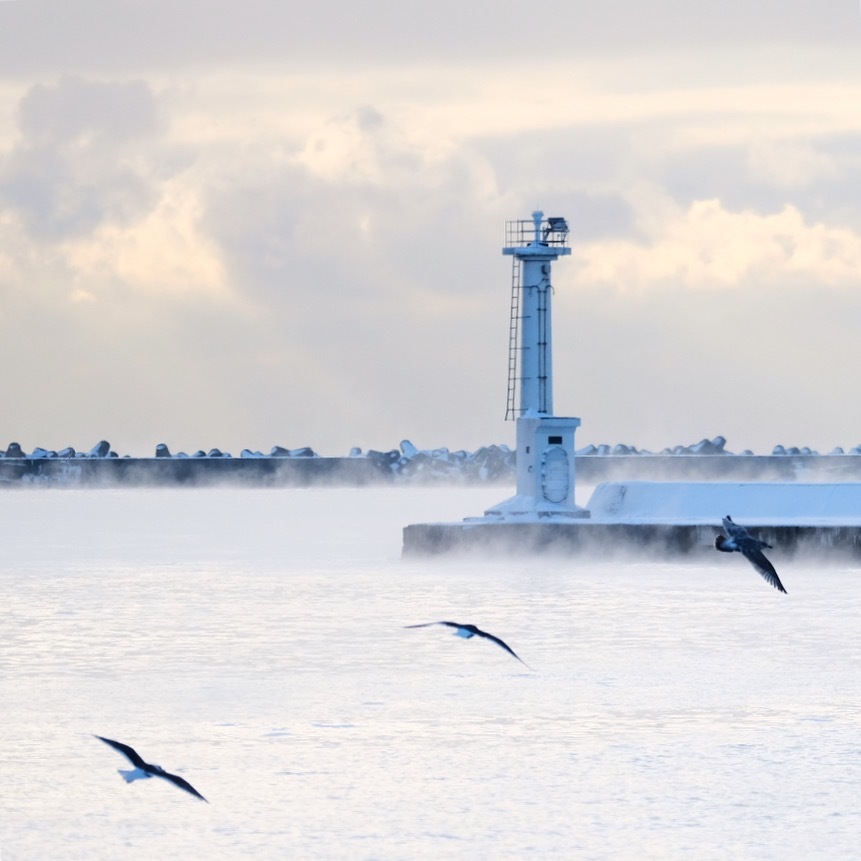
[
  {"xmin": 404, "ymin": 621, "xmax": 532, "ymax": 668},
  {"xmin": 93, "ymin": 735, "xmax": 208, "ymax": 802},
  {"xmin": 714, "ymin": 515, "xmax": 787, "ymax": 594}
]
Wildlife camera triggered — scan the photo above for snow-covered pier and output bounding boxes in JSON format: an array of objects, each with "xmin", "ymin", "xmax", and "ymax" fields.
[
  {"xmin": 402, "ymin": 519, "xmax": 861, "ymax": 559},
  {"xmin": 403, "ymin": 481, "xmax": 861, "ymax": 559}
]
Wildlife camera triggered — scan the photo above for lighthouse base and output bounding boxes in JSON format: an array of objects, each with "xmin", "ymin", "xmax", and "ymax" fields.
[{"xmin": 480, "ymin": 492, "xmax": 591, "ymax": 521}]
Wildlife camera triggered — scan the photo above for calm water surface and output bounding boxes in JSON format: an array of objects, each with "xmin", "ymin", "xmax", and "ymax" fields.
[{"xmin": 1, "ymin": 487, "xmax": 860, "ymax": 860}]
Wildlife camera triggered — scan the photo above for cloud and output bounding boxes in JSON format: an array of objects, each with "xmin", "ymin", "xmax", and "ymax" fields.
[
  {"xmin": 61, "ymin": 176, "xmax": 230, "ymax": 299},
  {"xmin": 572, "ymin": 195, "xmax": 861, "ymax": 292},
  {"xmin": 747, "ymin": 138, "xmax": 839, "ymax": 189},
  {"xmin": 0, "ymin": 3, "xmax": 860, "ymax": 456},
  {"xmin": 0, "ymin": 76, "xmax": 161, "ymax": 239},
  {"xmin": 0, "ymin": 1, "xmax": 856, "ymax": 79},
  {"xmin": 16, "ymin": 74, "xmax": 157, "ymax": 144}
]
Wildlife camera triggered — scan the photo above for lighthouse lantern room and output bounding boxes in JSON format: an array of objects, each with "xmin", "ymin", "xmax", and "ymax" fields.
[{"xmin": 483, "ymin": 211, "xmax": 589, "ymax": 521}]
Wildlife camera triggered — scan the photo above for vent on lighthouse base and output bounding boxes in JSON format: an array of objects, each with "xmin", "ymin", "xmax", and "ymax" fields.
[{"xmin": 541, "ymin": 445, "xmax": 569, "ymax": 504}]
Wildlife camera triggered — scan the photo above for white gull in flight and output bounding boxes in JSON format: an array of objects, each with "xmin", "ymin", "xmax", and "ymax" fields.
[
  {"xmin": 94, "ymin": 735, "xmax": 208, "ymax": 802},
  {"xmin": 404, "ymin": 621, "xmax": 532, "ymax": 668},
  {"xmin": 714, "ymin": 515, "xmax": 787, "ymax": 594}
]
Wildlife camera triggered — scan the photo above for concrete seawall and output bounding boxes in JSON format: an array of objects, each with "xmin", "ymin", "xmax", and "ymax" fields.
[
  {"xmin": 0, "ymin": 455, "xmax": 393, "ymax": 487},
  {"xmin": 4, "ymin": 452, "xmax": 861, "ymax": 488},
  {"xmin": 402, "ymin": 520, "xmax": 861, "ymax": 559},
  {"xmin": 402, "ymin": 480, "xmax": 861, "ymax": 558}
]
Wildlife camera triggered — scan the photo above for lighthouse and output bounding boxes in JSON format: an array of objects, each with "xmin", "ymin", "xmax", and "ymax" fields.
[
  {"xmin": 403, "ymin": 212, "xmax": 861, "ymax": 557},
  {"xmin": 483, "ymin": 210, "xmax": 589, "ymax": 521}
]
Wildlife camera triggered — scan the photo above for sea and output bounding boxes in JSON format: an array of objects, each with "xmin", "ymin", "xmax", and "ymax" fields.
[{"xmin": 1, "ymin": 485, "xmax": 859, "ymax": 860}]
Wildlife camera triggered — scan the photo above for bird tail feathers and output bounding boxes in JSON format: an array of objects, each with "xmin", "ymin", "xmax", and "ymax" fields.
[{"xmin": 118, "ymin": 768, "xmax": 150, "ymax": 783}]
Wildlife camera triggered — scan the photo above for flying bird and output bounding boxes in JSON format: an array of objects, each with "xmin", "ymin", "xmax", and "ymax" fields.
[
  {"xmin": 714, "ymin": 515, "xmax": 787, "ymax": 594},
  {"xmin": 93, "ymin": 735, "xmax": 208, "ymax": 802},
  {"xmin": 404, "ymin": 621, "xmax": 532, "ymax": 668}
]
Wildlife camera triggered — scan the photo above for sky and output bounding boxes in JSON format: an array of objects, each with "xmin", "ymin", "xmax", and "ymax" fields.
[{"xmin": 0, "ymin": 1, "xmax": 860, "ymax": 457}]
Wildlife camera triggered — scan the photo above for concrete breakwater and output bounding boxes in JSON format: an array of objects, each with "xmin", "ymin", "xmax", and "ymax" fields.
[
  {"xmin": 0, "ymin": 439, "xmax": 514, "ymax": 487},
  {"xmin": 4, "ymin": 437, "xmax": 861, "ymax": 487},
  {"xmin": 402, "ymin": 481, "xmax": 861, "ymax": 558},
  {"xmin": 0, "ymin": 453, "xmax": 392, "ymax": 487},
  {"xmin": 402, "ymin": 520, "xmax": 861, "ymax": 559},
  {"xmin": 0, "ymin": 442, "xmax": 394, "ymax": 487}
]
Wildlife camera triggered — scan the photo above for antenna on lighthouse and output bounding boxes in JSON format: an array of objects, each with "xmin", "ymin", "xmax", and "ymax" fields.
[{"xmin": 485, "ymin": 210, "xmax": 589, "ymax": 522}]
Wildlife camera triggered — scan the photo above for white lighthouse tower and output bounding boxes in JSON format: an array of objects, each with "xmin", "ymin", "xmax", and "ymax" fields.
[{"xmin": 483, "ymin": 211, "xmax": 589, "ymax": 521}]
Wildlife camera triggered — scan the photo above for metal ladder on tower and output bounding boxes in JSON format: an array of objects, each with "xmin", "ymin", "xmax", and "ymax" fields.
[{"xmin": 504, "ymin": 256, "xmax": 522, "ymax": 421}]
